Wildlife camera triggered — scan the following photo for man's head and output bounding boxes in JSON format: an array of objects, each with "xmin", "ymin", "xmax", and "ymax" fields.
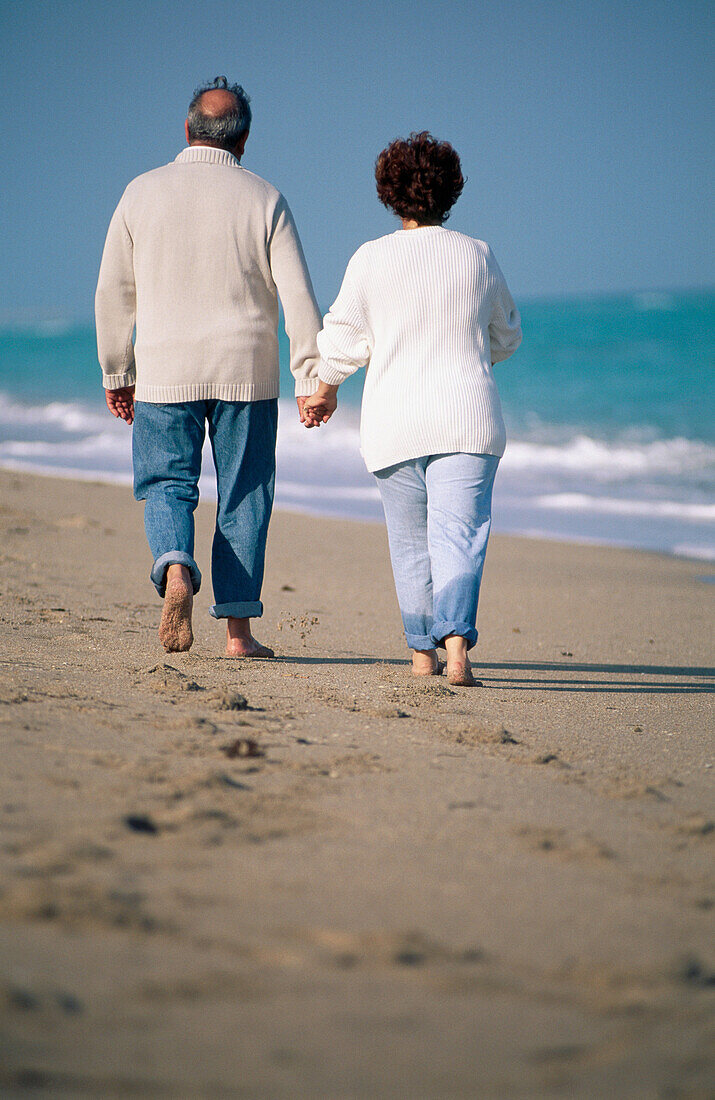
[{"xmin": 186, "ymin": 76, "xmax": 252, "ymax": 156}]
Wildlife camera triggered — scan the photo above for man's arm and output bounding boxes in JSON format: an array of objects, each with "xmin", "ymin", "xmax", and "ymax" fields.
[
  {"xmin": 95, "ymin": 201, "xmax": 137, "ymax": 409},
  {"xmin": 267, "ymin": 197, "xmax": 322, "ymax": 404}
]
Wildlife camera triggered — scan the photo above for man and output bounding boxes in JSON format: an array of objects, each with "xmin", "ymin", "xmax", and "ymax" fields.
[{"xmin": 96, "ymin": 77, "xmax": 321, "ymax": 656}]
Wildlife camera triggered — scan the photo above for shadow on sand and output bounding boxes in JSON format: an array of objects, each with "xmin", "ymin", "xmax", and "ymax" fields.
[{"xmin": 273, "ymin": 655, "xmax": 715, "ymax": 694}]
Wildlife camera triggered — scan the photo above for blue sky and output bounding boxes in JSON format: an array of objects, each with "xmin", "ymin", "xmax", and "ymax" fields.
[{"xmin": 1, "ymin": 0, "xmax": 712, "ymax": 319}]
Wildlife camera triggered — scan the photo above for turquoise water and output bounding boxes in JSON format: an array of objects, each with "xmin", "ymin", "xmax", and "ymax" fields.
[{"xmin": 0, "ymin": 290, "xmax": 713, "ymax": 558}]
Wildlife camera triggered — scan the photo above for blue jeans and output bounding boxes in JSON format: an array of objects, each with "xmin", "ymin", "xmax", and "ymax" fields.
[
  {"xmin": 132, "ymin": 399, "xmax": 278, "ymax": 619},
  {"xmin": 374, "ymin": 453, "xmax": 499, "ymax": 651}
]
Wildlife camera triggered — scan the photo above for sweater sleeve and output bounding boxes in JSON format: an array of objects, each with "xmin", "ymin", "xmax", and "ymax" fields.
[
  {"xmin": 487, "ymin": 247, "xmax": 522, "ymax": 365},
  {"xmin": 316, "ymin": 256, "xmax": 371, "ymax": 386},
  {"xmin": 95, "ymin": 199, "xmax": 137, "ymax": 389},
  {"xmin": 268, "ymin": 197, "xmax": 322, "ymax": 396}
]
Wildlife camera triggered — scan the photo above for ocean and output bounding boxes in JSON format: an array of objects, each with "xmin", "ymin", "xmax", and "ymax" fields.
[{"xmin": 0, "ymin": 290, "xmax": 713, "ymax": 561}]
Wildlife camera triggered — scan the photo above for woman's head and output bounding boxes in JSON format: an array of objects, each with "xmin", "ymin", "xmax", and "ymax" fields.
[{"xmin": 375, "ymin": 132, "xmax": 464, "ymax": 225}]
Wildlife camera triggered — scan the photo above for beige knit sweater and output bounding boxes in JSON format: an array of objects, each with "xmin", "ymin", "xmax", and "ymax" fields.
[{"xmin": 95, "ymin": 146, "xmax": 322, "ymax": 401}]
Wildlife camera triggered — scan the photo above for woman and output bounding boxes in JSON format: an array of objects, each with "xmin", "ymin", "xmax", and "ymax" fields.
[{"xmin": 302, "ymin": 132, "xmax": 521, "ymax": 686}]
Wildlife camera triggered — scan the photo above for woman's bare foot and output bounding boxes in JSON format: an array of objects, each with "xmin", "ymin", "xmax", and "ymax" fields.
[
  {"xmin": 444, "ymin": 634, "xmax": 481, "ymax": 687},
  {"xmin": 447, "ymin": 661, "xmax": 478, "ymax": 687},
  {"xmin": 225, "ymin": 616, "xmax": 274, "ymax": 659},
  {"xmin": 159, "ymin": 564, "xmax": 194, "ymax": 652},
  {"xmin": 412, "ymin": 649, "xmax": 442, "ymax": 677}
]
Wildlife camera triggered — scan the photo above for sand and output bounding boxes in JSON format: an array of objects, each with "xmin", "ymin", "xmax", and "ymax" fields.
[{"xmin": 0, "ymin": 467, "xmax": 712, "ymax": 1098}]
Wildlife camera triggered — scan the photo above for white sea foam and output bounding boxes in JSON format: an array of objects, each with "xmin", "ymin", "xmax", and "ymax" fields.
[
  {"xmin": 0, "ymin": 431, "xmax": 130, "ymax": 460},
  {"xmin": 0, "ymin": 394, "xmax": 108, "ymax": 433},
  {"xmin": 502, "ymin": 435, "xmax": 715, "ymax": 478},
  {"xmin": 671, "ymin": 544, "xmax": 715, "ymax": 562},
  {"xmin": 536, "ymin": 493, "xmax": 715, "ymax": 522}
]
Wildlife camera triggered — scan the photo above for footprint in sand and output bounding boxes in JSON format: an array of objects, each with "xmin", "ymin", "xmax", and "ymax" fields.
[
  {"xmin": 0, "ymin": 879, "xmax": 167, "ymax": 933},
  {"xmin": 452, "ymin": 724, "xmax": 520, "ymax": 748},
  {"xmin": 675, "ymin": 814, "xmax": 714, "ymax": 838},
  {"xmin": 526, "ymin": 751, "xmax": 568, "ymax": 767},
  {"xmin": 288, "ymin": 927, "xmax": 485, "ymax": 970},
  {"xmin": 207, "ymin": 690, "xmax": 248, "ymax": 711},
  {"xmin": 136, "ymin": 663, "xmax": 204, "ymax": 695},
  {"xmin": 517, "ymin": 826, "xmax": 616, "ymax": 862},
  {"xmin": 5, "ymin": 985, "xmax": 84, "ymax": 1015}
]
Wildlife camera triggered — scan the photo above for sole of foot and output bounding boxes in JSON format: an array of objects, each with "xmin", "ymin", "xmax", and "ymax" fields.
[{"xmin": 159, "ymin": 580, "xmax": 194, "ymax": 653}]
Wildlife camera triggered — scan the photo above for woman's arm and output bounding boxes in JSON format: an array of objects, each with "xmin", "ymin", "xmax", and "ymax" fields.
[
  {"xmin": 301, "ymin": 254, "xmax": 371, "ymax": 427},
  {"xmin": 316, "ymin": 254, "xmax": 372, "ymax": 384},
  {"xmin": 487, "ymin": 248, "xmax": 522, "ymax": 364}
]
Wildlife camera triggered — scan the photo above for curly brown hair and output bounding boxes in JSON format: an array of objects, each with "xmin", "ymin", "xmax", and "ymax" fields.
[{"xmin": 375, "ymin": 131, "xmax": 464, "ymax": 224}]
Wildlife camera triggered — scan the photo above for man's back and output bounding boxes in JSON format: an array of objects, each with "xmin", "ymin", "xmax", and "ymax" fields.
[{"xmin": 96, "ymin": 145, "xmax": 321, "ymax": 403}]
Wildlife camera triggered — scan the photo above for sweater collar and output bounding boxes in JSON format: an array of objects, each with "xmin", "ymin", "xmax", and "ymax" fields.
[{"xmin": 175, "ymin": 145, "xmax": 242, "ymax": 168}]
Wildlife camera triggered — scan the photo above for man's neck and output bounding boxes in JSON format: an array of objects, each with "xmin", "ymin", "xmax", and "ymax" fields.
[{"xmin": 188, "ymin": 141, "xmax": 241, "ymax": 162}]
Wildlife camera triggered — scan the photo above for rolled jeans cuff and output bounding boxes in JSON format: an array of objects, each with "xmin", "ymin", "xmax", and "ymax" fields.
[
  {"xmin": 210, "ymin": 600, "xmax": 263, "ymax": 620},
  {"xmin": 431, "ymin": 620, "xmax": 479, "ymax": 650},
  {"xmin": 404, "ymin": 631, "xmax": 437, "ymax": 651},
  {"xmin": 151, "ymin": 552, "xmax": 202, "ymax": 598}
]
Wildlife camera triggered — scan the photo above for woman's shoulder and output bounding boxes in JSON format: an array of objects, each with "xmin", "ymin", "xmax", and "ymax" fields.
[
  {"xmin": 351, "ymin": 231, "xmax": 403, "ymax": 257},
  {"xmin": 340, "ymin": 233, "xmax": 400, "ymax": 278},
  {"xmin": 439, "ymin": 228, "xmax": 493, "ymax": 254}
]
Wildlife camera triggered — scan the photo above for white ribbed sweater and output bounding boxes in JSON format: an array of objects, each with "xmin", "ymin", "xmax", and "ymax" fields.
[
  {"xmin": 95, "ymin": 146, "xmax": 322, "ymax": 402},
  {"xmin": 317, "ymin": 227, "xmax": 522, "ymax": 472}
]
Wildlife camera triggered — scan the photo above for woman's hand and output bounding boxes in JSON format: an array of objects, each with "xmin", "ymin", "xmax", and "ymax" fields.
[{"xmin": 301, "ymin": 383, "xmax": 339, "ymax": 428}]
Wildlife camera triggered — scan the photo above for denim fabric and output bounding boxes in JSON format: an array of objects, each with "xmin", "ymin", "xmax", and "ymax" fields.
[
  {"xmin": 374, "ymin": 453, "xmax": 499, "ymax": 651},
  {"xmin": 132, "ymin": 399, "xmax": 278, "ymax": 618}
]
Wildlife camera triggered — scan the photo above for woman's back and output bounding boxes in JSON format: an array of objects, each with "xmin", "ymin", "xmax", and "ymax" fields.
[{"xmin": 318, "ymin": 225, "xmax": 521, "ymax": 472}]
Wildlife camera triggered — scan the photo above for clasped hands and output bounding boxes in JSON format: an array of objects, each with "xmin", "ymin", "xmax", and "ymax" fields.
[{"xmin": 298, "ymin": 383, "xmax": 339, "ymax": 428}]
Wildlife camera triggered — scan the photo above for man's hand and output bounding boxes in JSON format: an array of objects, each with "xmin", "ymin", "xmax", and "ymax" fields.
[
  {"xmin": 106, "ymin": 385, "xmax": 135, "ymax": 424},
  {"xmin": 301, "ymin": 384, "xmax": 339, "ymax": 428},
  {"xmin": 296, "ymin": 396, "xmax": 308, "ymax": 423}
]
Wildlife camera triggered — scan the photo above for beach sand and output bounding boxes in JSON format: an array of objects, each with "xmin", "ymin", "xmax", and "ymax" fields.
[{"xmin": 0, "ymin": 467, "xmax": 712, "ymax": 1097}]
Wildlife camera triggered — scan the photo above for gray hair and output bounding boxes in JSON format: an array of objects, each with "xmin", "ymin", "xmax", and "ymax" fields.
[{"xmin": 187, "ymin": 76, "xmax": 252, "ymax": 149}]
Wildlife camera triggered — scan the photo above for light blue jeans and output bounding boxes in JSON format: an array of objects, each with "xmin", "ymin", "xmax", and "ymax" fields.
[
  {"xmin": 132, "ymin": 399, "xmax": 278, "ymax": 620},
  {"xmin": 374, "ymin": 453, "xmax": 499, "ymax": 651}
]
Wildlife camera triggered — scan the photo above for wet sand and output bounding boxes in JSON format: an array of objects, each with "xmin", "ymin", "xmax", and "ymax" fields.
[{"xmin": 0, "ymin": 467, "xmax": 713, "ymax": 1098}]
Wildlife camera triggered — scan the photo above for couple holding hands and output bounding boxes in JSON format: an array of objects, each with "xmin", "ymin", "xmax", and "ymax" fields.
[{"xmin": 96, "ymin": 78, "xmax": 521, "ymax": 688}]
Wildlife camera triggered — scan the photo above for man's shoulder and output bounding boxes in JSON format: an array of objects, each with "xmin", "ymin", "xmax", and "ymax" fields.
[
  {"xmin": 235, "ymin": 167, "xmax": 282, "ymax": 204},
  {"xmin": 119, "ymin": 160, "xmax": 178, "ymax": 201},
  {"xmin": 120, "ymin": 158, "xmax": 283, "ymax": 207}
]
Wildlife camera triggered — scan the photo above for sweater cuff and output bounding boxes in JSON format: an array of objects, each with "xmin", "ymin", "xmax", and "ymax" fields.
[
  {"xmin": 294, "ymin": 376, "xmax": 321, "ymax": 397},
  {"xmin": 103, "ymin": 369, "xmax": 136, "ymax": 390},
  {"xmin": 318, "ymin": 363, "xmax": 351, "ymax": 387}
]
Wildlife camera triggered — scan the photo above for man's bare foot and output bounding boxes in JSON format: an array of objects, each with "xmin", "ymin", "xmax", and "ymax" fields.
[
  {"xmin": 412, "ymin": 649, "xmax": 442, "ymax": 677},
  {"xmin": 159, "ymin": 564, "xmax": 193, "ymax": 652},
  {"xmin": 225, "ymin": 616, "xmax": 274, "ymax": 659},
  {"xmin": 444, "ymin": 633, "xmax": 481, "ymax": 687}
]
